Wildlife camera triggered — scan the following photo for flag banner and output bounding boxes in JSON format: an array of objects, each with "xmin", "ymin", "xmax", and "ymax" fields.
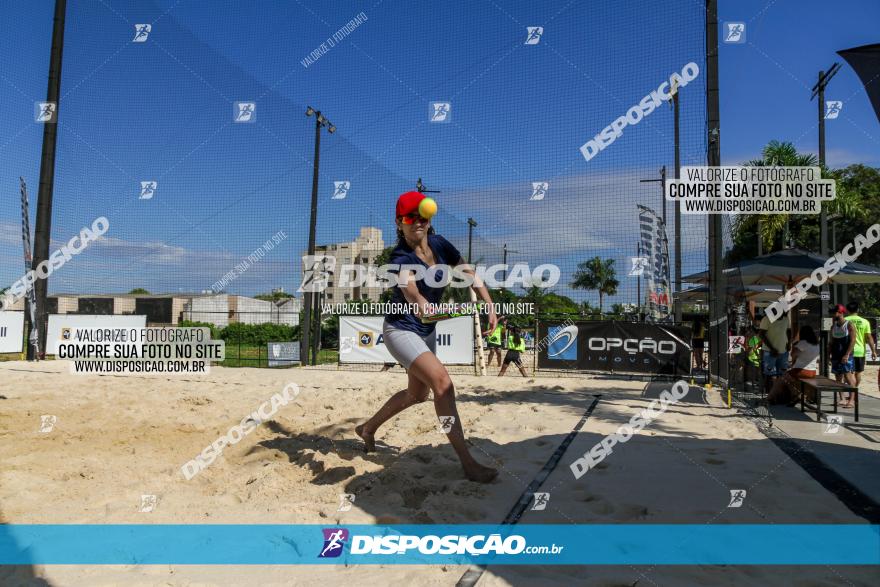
[
  {"xmin": 637, "ymin": 205, "xmax": 672, "ymax": 321},
  {"xmin": 838, "ymin": 43, "xmax": 880, "ymax": 123},
  {"xmin": 19, "ymin": 178, "xmax": 39, "ymax": 357}
]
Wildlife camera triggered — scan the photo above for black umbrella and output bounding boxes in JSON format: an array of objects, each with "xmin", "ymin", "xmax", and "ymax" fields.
[{"xmin": 682, "ymin": 248, "xmax": 880, "ymax": 286}]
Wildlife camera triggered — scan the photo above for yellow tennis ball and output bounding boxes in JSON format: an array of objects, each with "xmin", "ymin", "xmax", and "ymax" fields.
[{"xmin": 419, "ymin": 197, "xmax": 437, "ymax": 219}]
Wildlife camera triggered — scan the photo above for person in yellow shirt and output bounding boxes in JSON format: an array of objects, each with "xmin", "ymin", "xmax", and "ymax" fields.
[
  {"xmin": 845, "ymin": 301, "xmax": 877, "ymax": 405},
  {"xmin": 498, "ymin": 326, "xmax": 529, "ymax": 377},
  {"xmin": 744, "ymin": 321, "xmax": 763, "ymax": 389},
  {"xmin": 484, "ymin": 315, "xmax": 507, "ymax": 366}
]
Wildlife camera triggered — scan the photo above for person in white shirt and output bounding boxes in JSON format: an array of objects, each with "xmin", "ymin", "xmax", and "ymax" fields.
[{"xmin": 768, "ymin": 325, "xmax": 819, "ymax": 406}]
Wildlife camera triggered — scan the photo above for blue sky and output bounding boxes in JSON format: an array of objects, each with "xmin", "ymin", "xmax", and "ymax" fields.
[{"xmin": 0, "ymin": 0, "xmax": 878, "ymax": 308}]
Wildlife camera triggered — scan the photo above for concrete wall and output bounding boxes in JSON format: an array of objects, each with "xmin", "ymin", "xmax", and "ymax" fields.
[
  {"xmin": 183, "ymin": 295, "xmax": 230, "ymax": 328},
  {"xmin": 275, "ymin": 298, "xmax": 302, "ymax": 326},
  {"xmin": 233, "ymin": 296, "xmax": 274, "ymax": 325},
  {"xmin": 114, "ymin": 298, "xmax": 136, "ymax": 315},
  {"xmin": 57, "ymin": 296, "xmax": 78, "ymax": 314},
  {"xmin": 171, "ymin": 297, "xmax": 189, "ymax": 325}
]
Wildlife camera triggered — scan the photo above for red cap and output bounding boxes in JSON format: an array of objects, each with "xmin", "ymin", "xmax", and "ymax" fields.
[
  {"xmin": 830, "ymin": 303, "xmax": 846, "ymax": 315},
  {"xmin": 395, "ymin": 191, "xmax": 425, "ymax": 218}
]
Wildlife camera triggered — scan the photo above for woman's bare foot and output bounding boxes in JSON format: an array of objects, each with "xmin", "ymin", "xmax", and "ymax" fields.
[
  {"xmin": 355, "ymin": 424, "xmax": 375, "ymax": 453},
  {"xmin": 463, "ymin": 462, "xmax": 498, "ymax": 483}
]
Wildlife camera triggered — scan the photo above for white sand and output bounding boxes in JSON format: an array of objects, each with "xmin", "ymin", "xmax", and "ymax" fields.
[{"xmin": 0, "ymin": 361, "xmax": 876, "ymax": 586}]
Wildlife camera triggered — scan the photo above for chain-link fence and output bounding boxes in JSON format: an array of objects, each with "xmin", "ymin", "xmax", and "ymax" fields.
[{"xmin": 3, "ymin": 0, "xmax": 712, "ymax": 370}]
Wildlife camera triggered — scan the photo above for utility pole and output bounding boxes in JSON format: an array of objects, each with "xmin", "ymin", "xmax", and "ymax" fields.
[
  {"xmin": 32, "ymin": 0, "xmax": 67, "ymax": 359},
  {"xmin": 467, "ymin": 218, "xmax": 477, "ymax": 264},
  {"xmin": 416, "ymin": 177, "xmax": 441, "ymax": 195},
  {"xmin": 829, "ymin": 214, "xmax": 840, "ymax": 303},
  {"xmin": 811, "ymin": 63, "xmax": 840, "ymax": 378},
  {"xmin": 465, "ymin": 217, "xmax": 482, "ymax": 376},
  {"xmin": 636, "ymin": 242, "xmax": 642, "ymax": 316},
  {"xmin": 639, "ymin": 166, "xmax": 667, "ymax": 225},
  {"xmin": 673, "ymin": 86, "xmax": 682, "ymax": 324},
  {"xmin": 502, "ymin": 244, "xmax": 519, "ymax": 288},
  {"xmin": 812, "ymin": 64, "xmax": 840, "ymax": 260},
  {"xmin": 302, "ymin": 106, "xmax": 335, "ymax": 366},
  {"xmin": 757, "ymin": 220, "xmax": 763, "ymax": 255}
]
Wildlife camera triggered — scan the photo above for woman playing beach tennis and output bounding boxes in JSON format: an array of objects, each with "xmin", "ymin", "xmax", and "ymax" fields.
[{"xmin": 356, "ymin": 191, "xmax": 498, "ymax": 483}]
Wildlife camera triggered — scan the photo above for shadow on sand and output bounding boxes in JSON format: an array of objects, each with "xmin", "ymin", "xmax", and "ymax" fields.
[
  {"xmin": 0, "ymin": 512, "xmax": 52, "ymax": 587},
  {"xmin": 252, "ymin": 383, "xmax": 878, "ymax": 586}
]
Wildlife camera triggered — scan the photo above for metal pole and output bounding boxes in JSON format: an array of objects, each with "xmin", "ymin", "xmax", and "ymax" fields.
[
  {"xmin": 757, "ymin": 219, "xmax": 763, "ymax": 255},
  {"xmin": 831, "ymin": 220, "xmax": 837, "ymax": 303},
  {"xmin": 467, "ymin": 218, "xmax": 477, "ymax": 264},
  {"xmin": 502, "ymin": 244, "xmax": 507, "ymax": 285},
  {"xmin": 818, "ymin": 70, "xmax": 828, "ymax": 257},
  {"xmin": 818, "ymin": 71, "xmax": 829, "ymax": 377},
  {"xmin": 302, "ymin": 115, "xmax": 322, "ymax": 365},
  {"xmin": 673, "ymin": 92, "xmax": 682, "ymax": 324},
  {"xmin": 32, "ymin": 0, "xmax": 67, "ymax": 359},
  {"xmin": 637, "ymin": 242, "xmax": 641, "ymax": 315},
  {"xmin": 706, "ymin": 0, "xmax": 727, "ymax": 384},
  {"xmin": 311, "ymin": 289, "xmax": 322, "ymax": 364},
  {"xmin": 661, "ymin": 165, "xmax": 667, "ymax": 226}
]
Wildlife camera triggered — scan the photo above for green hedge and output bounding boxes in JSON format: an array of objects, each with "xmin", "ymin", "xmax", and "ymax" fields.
[
  {"xmin": 178, "ymin": 320, "xmax": 221, "ymax": 340},
  {"xmin": 218, "ymin": 322, "xmax": 298, "ymax": 344}
]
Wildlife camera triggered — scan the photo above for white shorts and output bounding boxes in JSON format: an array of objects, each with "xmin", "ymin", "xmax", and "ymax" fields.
[{"xmin": 383, "ymin": 320, "xmax": 436, "ymax": 369}]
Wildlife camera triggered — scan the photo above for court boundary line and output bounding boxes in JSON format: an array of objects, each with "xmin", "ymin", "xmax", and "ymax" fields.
[{"xmin": 456, "ymin": 395, "xmax": 601, "ymax": 587}]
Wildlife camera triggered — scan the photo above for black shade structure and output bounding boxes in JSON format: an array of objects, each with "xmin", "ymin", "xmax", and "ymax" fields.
[
  {"xmin": 683, "ymin": 248, "xmax": 880, "ymax": 286},
  {"xmin": 838, "ymin": 43, "xmax": 880, "ymax": 123}
]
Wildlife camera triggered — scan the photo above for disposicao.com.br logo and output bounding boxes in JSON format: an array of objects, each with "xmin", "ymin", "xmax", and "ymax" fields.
[{"xmin": 318, "ymin": 528, "xmax": 562, "ymax": 558}]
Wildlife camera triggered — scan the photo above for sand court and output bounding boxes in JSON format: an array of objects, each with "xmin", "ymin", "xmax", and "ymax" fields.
[{"xmin": 0, "ymin": 361, "xmax": 877, "ymax": 585}]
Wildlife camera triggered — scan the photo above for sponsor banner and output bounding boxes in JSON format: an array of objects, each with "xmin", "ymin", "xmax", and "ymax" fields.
[
  {"xmin": 0, "ymin": 524, "xmax": 876, "ymax": 565},
  {"xmin": 45, "ymin": 314, "xmax": 147, "ymax": 356},
  {"xmin": 20, "ymin": 179, "xmax": 39, "ymax": 355},
  {"xmin": 637, "ymin": 205, "xmax": 671, "ymax": 320},
  {"xmin": 339, "ymin": 316, "xmax": 473, "ymax": 365},
  {"xmin": 267, "ymin": 341, "xmax": 300, "ymax": 366},
  {"xmin": 538, "ymin": 321, "xmax": 691, "ymax": 375},
  {"xmin": 728, "ymin": 336, "xmax": 746, "ymax": 354},
  {"xmin": 0, "ymin": 311, "xmax": 25, "ymax": 353}
]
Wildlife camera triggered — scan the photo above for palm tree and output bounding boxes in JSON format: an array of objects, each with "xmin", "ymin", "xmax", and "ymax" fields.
[
  {"xmin": 735, "ymin": 140, "xmax": 862, "ymax": 250},
  {"xmin": 520, "ymin": 285, "xmax": 550, "ymax": 315},
  {"xmin": 571, "ymin": 257, "xmax": 619, "ymax": 314}
]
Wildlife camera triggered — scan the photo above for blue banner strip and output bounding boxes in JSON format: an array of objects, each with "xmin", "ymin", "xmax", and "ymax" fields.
[{"xmin": 1, "ymin": 524, "xmax": 878, "ymax": 565}]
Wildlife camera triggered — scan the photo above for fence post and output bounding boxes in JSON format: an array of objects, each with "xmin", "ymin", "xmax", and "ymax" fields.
[{"xmin": 533, "ymin": 318, "xmax": 539, "ymax": 374}]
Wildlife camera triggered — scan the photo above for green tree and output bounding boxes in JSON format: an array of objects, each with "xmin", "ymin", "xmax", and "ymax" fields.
[
  {"xmin": 255, "ymin": 290, "xmax": 294, "ymax": 302},
  {"xmin": 517, "ymin": 285, "xmax": 579, "ymax": 322},
  {"xmin": 373, "ymin": 245, "xmax": 395, "ymax": 268},
  {"xmin": 580, "ymin": 300, "xmax": 597, "ymax": 317},
  {"xmin": 733, "ymin": 140, "xmax": 863, "ymax": 255},
  {"xmin": 128, "ymin": 288, "xmax": 150, "ymax": 295},
  {"xmin": 374, "ymin": 246, "xmax": 396, "ymax": 303},
  {"xmin": 828, "ymin": 164, "xmax": 880, "ymax": 314},
  {"xmin": 571, "ymin": 257, "xmax": 619, "ymax": 313},
  {"xmin": 728, "ymin": 162, "xmax": 880, "ymax": 314}
]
